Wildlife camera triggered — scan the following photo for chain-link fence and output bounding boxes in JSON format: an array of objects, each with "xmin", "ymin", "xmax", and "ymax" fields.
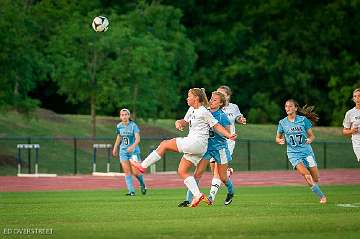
[{"xmin": 0, "ymin": 137, "xmax": 357, "ymax": 176}]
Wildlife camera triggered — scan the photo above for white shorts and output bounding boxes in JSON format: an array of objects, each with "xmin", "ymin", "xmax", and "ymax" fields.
[
  {"xmin": 227, "ymin": 139, "xmax": 235, "ymax": 155},
  {"xmin": 176, "ymin": 137, "xmax": 207, "ymax": 166},
  {"xmin": 353, "ymin": 146, "xmax": 360, "ymax": 162}
]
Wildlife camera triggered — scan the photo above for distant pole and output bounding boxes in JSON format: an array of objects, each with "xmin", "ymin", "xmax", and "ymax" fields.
[{"xmin": 247, "ymin": 140, "xmax": 251, "ymax": 171}]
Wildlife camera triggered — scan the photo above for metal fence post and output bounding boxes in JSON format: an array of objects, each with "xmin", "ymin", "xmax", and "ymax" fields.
[
  {"xmin": 247, "ymin": 140, "xmax": 251, "ymax": 171},
  {"xmin": 323, "ymin": 142, "xmax": 327, "ymax": 169},
  {"xmin": 73, "ymin": 137, "xmax": 78, "ymax": 175},
  {"xmin": 27, "ymin": 137, "xmax": 31, "ymax": 173}
]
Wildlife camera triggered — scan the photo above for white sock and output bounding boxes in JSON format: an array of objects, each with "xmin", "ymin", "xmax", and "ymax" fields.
[
  {"xmin": 184, "ymin": 176, "xmax": 201, "ymax": 198},
  {"xmin": 209, "ymin": 178, "xmax": 222, "ymax": 201},
  {"xmin": 141, "ymin": 150, "xmax": 161, "ymax": 168}
]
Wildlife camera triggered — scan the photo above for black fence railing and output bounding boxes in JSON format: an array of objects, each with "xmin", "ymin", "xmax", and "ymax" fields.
[{"xmin": 0, "ymin": 136, "xmax": 357, "ymax": 176}]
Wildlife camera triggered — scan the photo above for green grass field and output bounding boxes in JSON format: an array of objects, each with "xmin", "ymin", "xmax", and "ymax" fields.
[{"xmin": 1, "ymin": 186, "xmax": 360, "ymax": 239}]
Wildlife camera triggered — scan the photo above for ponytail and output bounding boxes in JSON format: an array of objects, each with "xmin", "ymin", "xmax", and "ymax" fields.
[{"xmin": 286, "ymin": 99, "xmax": 319, "ymax": 124}]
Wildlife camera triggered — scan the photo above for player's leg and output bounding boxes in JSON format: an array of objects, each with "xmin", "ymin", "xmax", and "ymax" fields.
[
  {"xmin": 217, "ymin": 163, "xmax": 234, "ymax": 205},
  {"xmin": 132, "ymin": 138, "xmax": 179, "ymax": 172},
  {"xmin": 209, "ymin": 163, "xmax": 222, "ymax": 203},
  {"xmin": 178, "ymin": 156, "xmax": 210, "ymax": 207},
  {"xmin": 295, "ymin": 163, "xmax": 326, "ymax": 203},
  {"xmin": 120, "ymin": 159, "xmax": 135, "ymax": 196},
  {"xmin": 178, "ymin": 159, "xmax": 208, "ymax": 207},
  {"xmin": 309, "ymin": 166, "xmax": 326, "ymax": 203},
  {"xmin": 130, "ymin": 154, "xmax": 147, "ymax": 195}
]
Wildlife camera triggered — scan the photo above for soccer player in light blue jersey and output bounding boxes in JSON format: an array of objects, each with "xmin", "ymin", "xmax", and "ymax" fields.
[
  {"xmin": 112, "ymin": 109, "xmax": 146, "ymax": 196},
  {"xmin": 276, "ymin": 99, "xmax": 327, "ymax": 204},
  {"xmin": 178, "ymin": 91, "xmax": 235, "ymax": 207}
]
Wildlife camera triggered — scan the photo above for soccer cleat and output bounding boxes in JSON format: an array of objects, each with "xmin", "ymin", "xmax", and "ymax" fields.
[
  {"xmin": 177, "ymin": 200, "xmax": 190, "ymax": 207},
  {"xmin": 227, "ymin": 168, "xmax": 234, "ymax": 178},
  {"xmin": 224, "ymin": 193, "xmax": 234, "ymax": 205},
  {"xmin": 130, "ymin": 160, "xmax": 145, "ymax": 173},
  {"xmin": 320, "ymin": 196, "xmax": 327, "ymax": 204},
  {"xmin": 190, "ymin": 193, "xmax": 210, "ymax": 208},
  {"xmin": 125, "ymin": 192, "xmax": 135, "ymax": 196},
  {"xmin": 140, "ymin": 186, "xmax": 147, "ymax": 195},
  {"xmin": 207, "ymin": 196, "xmax": 214, "ymax": 205}
]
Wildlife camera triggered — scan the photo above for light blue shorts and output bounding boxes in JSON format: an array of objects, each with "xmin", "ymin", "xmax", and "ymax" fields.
[
  {"xmin": 288, "ymin": 152, "xmax": 317, "ymax": 169},
  {"xmin": 203, "ymin": 148, "xmax": 232, "ymax": 165},
  {"xmin": 119, "ymin": 152, "xmax": 141, "ymax": 162}
]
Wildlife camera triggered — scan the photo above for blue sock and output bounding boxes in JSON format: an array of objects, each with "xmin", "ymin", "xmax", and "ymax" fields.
[
  {"xmin": 125, "ymin": 175, "xmax": 135, "ymax": 193},
  {"xmin": 135, "ymin": 175, "xmax": 145, "ymax": 187},
  {"xmin": 225, "ymin": 179, "xmax": 234, "ymax": 194},
  {"xmin": 185, "ymin": 179, "xmax": 199, "ymax": 202},
  {"xmin": 311, "ymin": 184, "xmax": 325, "ymax": 198},
  {"xmin": 186, "ymin": 189, "xmax": 193, "ymax": 202}
]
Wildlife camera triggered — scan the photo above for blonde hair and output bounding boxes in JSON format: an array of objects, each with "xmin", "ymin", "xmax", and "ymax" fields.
[
  {"xmin": 353, "ymin": 88, "xmax": 360, "ymax": 95},
  {"xmin": 189, "ymin": 88, "xmax": 209, "ymax": 108},
  {"xmin": 211, "ymin": 91, "xmax": 227, "ymax": 108},
  {"xmin": 286, "ymin": 99, "xmax": 319, "ymax": 124}
]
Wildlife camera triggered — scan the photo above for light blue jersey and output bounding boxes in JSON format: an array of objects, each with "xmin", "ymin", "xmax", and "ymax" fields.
[
  {"xmin": 207, "ymin": 109, "xmax": 231, "ymax": 151},
  {"xmin": 116, "ymin": 121, "xmax": 140, "ymax": 160},
  {"xmin": 277, "ymin": 115, "xmax": 317, "ymax": 168},
  {"xmin": 203, "ymin": 109, "xmax": 232, "ymax": 164}
]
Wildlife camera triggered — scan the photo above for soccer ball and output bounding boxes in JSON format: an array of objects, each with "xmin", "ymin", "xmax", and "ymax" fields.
[{"xmin": 92, "ymin": 16, "xmax": 109, "ymax": 32}]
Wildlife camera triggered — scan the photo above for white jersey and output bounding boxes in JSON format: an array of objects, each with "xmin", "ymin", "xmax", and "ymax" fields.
[
  {"xmin": 222, "ymin": 103, "xmax": 243, "ymax": 134},
  {"xmin": 343, "ymin": 107, "xmax": 360, "ymax": 146},
  {"xmin": 184, "ymin": 106, "xmax": 218, "ymax": 142}
]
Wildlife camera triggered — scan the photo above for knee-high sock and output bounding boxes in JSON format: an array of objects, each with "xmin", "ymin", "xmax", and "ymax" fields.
[
  {"xmin": 225, "ymin": 179, "xmax": 234, "ymax": 194},
  {"xmin": 125, "ymin": 175, "xmax": 135, "ymax": 193},
  {"xmin": 185, "ymin": 180, "xmax": 199, "ymax": 202},
  {"xmin": 141, "ymin": 150, "xmax": 161, "ymax": 168},
  {"xmin": 184, "ymin": 176, "xmax": 201, "ymax": 198},
  {"xmin": 135, "ymin": 174, "xmax": 145, "ymax": 187},
  {"xmin": 311, "ymin": 184, "xmax": 325, "ymax": 198},
  {"xmin": 209, "ymin": 178, "xmax": 222, "ymax": 201}
]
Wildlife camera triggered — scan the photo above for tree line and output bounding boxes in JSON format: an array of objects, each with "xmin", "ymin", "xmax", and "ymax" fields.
[{"xmin": 1, "ymin": 0, "xmax": 359, "ymax": 136}]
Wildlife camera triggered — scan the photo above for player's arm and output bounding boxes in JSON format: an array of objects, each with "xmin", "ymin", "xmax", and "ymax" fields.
[
  {"xmin": 213, "ymin": 123, "xmax": 237, "ymax": 140},
  {"xmin": 112, "ymin": 134, "xmax": 121, "ymax": 156},
  {"xmin": 305, "ymin": 128, "xmax": 315, "ymax": 144},
  {"xmin": 275, "ymin": 133, "xmax": 285, "ymax": 145},
  {"xmin": 343, "ymin": 127, "xmax": 358, "ymax": 136},
  {"xmin": 127, "ymin": 133, "xmax": 140, "ymax": 153},
  {"xmin": 175, "ymin": 119, "xmax": 188, "ymax": 131}
]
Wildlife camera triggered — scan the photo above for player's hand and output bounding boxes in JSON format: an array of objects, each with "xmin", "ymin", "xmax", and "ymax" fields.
[
  {"xmin": 175, "ymin": 120, "xmax": 184, "ymax": 131},
  {"xmin": 277, "ymin": 138, "xmax": 285, "ymax": 145},
  {"xmin": 127, "ymin": 146, "xmax": 134, "ymax": 153},
  {"xmin": 112, "ymin": 148, "xmax": 118, "ymax": 157},
  {"xmin": 228, "ymin": 134, "xmax": 237, "ymax": 141},
  {"xmin": 351, "ymin": 127, "xmax": 359, "ymax": 134},
  {"xmin": 305, "ymin": 138, "xmax": 312, "ymax": 144},
  {"xmin": 239, "ymin": 116, "xmax": 247, "ymax": 125}
]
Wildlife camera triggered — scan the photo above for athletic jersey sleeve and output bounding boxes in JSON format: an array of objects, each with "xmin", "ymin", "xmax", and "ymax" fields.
[
  {"xmin": 183, "ymin": 107, "xmax": 193, "ymax": 123},
  {"xmin": 232, "ymin": 104, "xmax": 243, "ymax": 120},
  {"xmin": 277, "ymin": 121, "xmax": 284, "ymax": 134},
  {"xmin": 115, "ymin": 124, "xmax": 120, "ymax": 135},
  {"xmin": 304, "ymin": 117, "xmax": 313, "ymax": 131},
  {"xmin": 343, "ymin": 111, "xmax": 351, "ymax": 128},
  {"xmin": 204, "ymin": 110, "xmax": 218, "ymax": 127}
]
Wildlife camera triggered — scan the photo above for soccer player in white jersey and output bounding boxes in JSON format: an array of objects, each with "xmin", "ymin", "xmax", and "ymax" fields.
[
  {"xmin": 204, "ymin": 85, "xmax": 247, "ymax": 202},
  {"xmin": 131, "ymin": 88, "xmax": 237, "ymax": 207},
  {"xmin": 343, "ymin": 88, "xmax": 360, "ymax": 162}
]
